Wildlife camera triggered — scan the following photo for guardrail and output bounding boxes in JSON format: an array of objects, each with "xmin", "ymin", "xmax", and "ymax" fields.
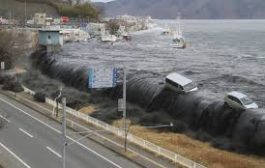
[{"xmin": 22, "ymin": 86, "xmax": 206, "ymax": 168}]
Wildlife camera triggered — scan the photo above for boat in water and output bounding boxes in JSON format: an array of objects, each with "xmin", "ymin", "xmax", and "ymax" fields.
[
  {"xmin": 172, "ymin": 14, "xmax": 186, "ymax": 49},
  {"xmin": 161, "ymin": 23, "xmax": 172, "ymax": 35},
  {"xmin": 161, "ymin": 29, "xmax": 171, "ymax": 35}
]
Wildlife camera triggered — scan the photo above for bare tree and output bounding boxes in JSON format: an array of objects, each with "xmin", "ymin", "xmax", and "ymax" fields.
[{"xmin": 0, "ymin": 30, "xmax": 26, "ymax": 69}]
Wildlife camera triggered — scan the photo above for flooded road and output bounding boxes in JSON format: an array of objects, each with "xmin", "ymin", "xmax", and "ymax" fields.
[{"xmin": 55, "ymin": 20, "xmax": 265, "ymax": 107}]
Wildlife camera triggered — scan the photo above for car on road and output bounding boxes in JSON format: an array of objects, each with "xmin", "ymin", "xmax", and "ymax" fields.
[
  {"xmin": 165, "ymin": 73, "xmax": 198, "ymax": 93},
  {"xmin": 224, "ymin": 91, "xmax": 258, "ymax": 110}
]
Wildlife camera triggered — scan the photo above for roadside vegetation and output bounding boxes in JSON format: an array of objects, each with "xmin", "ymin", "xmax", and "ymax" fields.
[{"xmin": 112, "ymin": 120, "xmax": 265, "ymax": 168}]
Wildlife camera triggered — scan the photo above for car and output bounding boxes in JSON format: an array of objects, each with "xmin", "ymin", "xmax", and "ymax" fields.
[
  {"xmin": 224, "ymin": 91, "xmax": 258, "ymax": 110},
  {"xmin": 165, "ymin": 73, "xmax": 198, "ymax": 93}
]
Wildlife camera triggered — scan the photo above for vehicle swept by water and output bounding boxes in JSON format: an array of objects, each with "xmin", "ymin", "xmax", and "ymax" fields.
[
  {"xmin": 172, "ymin": 14, "xmax": 186, "ymax": 49},
  {"xmin": 101, "ymin": 34, "xmax": 117, "ymax": 43},
  {"xmin": 161, "ymin": 29, "xmax": 171, "ymax": 35},
  {"xmin": 96, "ymin": 24, "xmax": 117, "ymax": 43},
  {"xmin": 161, "ymin": 26, "xmax": 171, "ymax": 35},
  {"xmin": 224, "ymin": 91, "xmax": 258, "ymax": 110},
  {"xmin": 165, "ymin": 73, "xmax": 198, "ymax": 93}
]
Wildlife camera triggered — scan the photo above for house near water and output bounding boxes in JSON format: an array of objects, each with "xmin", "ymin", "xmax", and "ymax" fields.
[{"xmin": 38, "ymin": 29, "xmax": 63, "ymax": 52}]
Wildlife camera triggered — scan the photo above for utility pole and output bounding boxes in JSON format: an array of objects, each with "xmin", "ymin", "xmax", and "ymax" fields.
[
  {"xmin": 62, "ymin": 97, "xmax": 67, "ymax": 168},
  {"xmin": 123, "ymin": 68, "xmax": 127, "ymax": 152},
  {"xmin": 24, "ymin": 0, "xmax": 27, "ymax": 27}
]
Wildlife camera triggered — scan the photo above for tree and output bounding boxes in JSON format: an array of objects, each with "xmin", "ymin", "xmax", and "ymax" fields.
[
  {"xmin": 50, "ymin": 2, "xmax": 101, "ymax": 21},
  {"xmin": 106, "ymin": 20, "xmax": 120, "ymax": 35},
  {"xmin": 0, "ymin": 30, "xmax": 26, "ymax": 69}
]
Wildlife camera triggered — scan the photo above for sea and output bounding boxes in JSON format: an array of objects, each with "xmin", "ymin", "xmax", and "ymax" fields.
[{"xmin": 55, "ymin": 20, "xmax": 265, "ymax": 107}]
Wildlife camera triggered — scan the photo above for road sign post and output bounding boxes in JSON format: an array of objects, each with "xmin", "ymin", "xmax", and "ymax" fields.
[
  {"xmin": 88, "ymin": 68, "xmax": 118, "ymax": 89},
  {"xmin": 87, "ymin": 66, "xmax": 128, "ymax": 152},
  {"xmin": 123, "ymin": 68, "xmax": 127, "ymax": 152}
]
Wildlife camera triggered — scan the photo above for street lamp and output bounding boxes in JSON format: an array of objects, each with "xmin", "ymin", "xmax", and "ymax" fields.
[
  {"xmin": 61, "ymin": 97, "xmax": 66, "ymax": 168},
  {"xmin": 123, "ymin": 67, "xmax": 127, "ymax": 152}
]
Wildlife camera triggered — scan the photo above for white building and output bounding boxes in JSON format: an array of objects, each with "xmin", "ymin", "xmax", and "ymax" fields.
[
  {"xmin": 34, "ymin": 13, "xmax": 47, "ymax": 25},
  {"xmin": 0, "ymin": 17, "xmax": 8, "ymax": 24},
  {"xmin": 88, "ymin": 23, "xmax": 106, "ymax": 37}
]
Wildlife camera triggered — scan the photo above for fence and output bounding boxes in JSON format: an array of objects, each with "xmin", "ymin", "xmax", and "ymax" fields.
[{"xmin": 22, "ymin": 86, "xmax": 206, "ymax": 168}]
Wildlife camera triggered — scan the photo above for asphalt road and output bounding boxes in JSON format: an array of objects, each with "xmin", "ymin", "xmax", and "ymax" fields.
[{"xmin": 0, "ymin": 94, "xmax": 142, "ymax": 168}]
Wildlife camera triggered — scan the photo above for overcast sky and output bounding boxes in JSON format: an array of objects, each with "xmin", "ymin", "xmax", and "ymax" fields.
[{"xmin": 91, "ymin": 0, "xmax": 114, "ymax": 2}]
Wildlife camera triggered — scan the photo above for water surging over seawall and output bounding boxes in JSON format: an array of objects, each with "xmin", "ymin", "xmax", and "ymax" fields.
[{"xmin": 31, "ymin": 46, "xmax": 265, "ymax": 154}]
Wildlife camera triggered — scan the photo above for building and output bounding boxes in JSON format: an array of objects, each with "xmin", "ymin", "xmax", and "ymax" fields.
[
  {"xmin": 0, "ymin": 17, "xmax": 8, "ymax": 24},
  {"xmin": 38, "ymin": 29, "xmax": 63, "ymax": 51},
  {"xmin": 34, "ymin": 13, "xmax": 47, "ymax": 25},
  {"xmin": 88, "ymin": 23, "xmax": 105, "ymax": 37}
]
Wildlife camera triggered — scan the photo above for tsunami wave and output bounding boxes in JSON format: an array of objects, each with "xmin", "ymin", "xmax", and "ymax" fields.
[{"xmin": 30, "ymin": 46, "xmax": 265, "ymax": 154}]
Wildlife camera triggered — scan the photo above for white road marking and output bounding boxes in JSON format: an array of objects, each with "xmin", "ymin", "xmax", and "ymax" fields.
[
  {"xmin": 2, "ymin": 95, "xmax": 167, "ymax": 168},
  {"xmin": 46, "ymin": 146, "xmax": 62, "ymax": 158},
  {"xmin": 0, "ymin": 113, "xmax": 10, "ymax": 122},
  {"xmin": 23, "ymin": 98, "xmax": 168, "ymax": 168},
  {"xmin": 69, "ymin": 119, "xmax": 168, "ymax": 168},
  {"xmin": 0, "ymin": 142, "xmax": 31, "ymax": 168},
  {"xmin": 19, "ymin": 128, "xmax": 34, "ymax": 138},
  {"xmin": 0, "ymin": 97, "xmax": 123, "ymax": 168}
]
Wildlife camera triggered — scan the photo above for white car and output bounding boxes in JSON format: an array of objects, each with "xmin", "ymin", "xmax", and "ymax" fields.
[
  {"xmin": 165, "ymin": 73, "xmax": 198, "ymax": 93},
  {"xmin": 224, "ymin": 91, "xmax": 258, "ymax": 110}
]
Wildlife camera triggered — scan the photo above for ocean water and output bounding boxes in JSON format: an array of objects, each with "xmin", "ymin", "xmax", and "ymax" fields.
[{"xmin": 55, "ymin": 20, "xmax": 265, "ymax": 107}]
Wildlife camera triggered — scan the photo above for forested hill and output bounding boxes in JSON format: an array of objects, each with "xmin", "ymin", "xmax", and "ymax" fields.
[
  {"xmin": 95, "ymin": 0, "xmax": 265, "ymax": 19},
  {"xmin": 0, "ymin": 0, "xmax": 58, "ymax": 20}
]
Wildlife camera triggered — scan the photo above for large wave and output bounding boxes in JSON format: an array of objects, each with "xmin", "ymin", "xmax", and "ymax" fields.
[{"xmin": 30, "ymin": 46, "xmax": 265, "ymax": 154}]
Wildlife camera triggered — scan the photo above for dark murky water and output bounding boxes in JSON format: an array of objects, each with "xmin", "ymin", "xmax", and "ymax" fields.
[{"xmin": 55, "ymin": 20, "xmax": 265, "ymax": 107}]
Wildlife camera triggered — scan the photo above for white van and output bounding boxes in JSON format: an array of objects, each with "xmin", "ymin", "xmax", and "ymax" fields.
[
  {"xmin": 224, "ymin": 91, "xmax": 258, "ymax": 110},
  {"xmin": 165, "ymin": 73, "xmax": 198, "ymax": 93}
]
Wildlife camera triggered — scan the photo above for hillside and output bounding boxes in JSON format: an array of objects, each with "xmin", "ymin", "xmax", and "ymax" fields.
[
  {"xmin": 0, "ymin": 0, "xmax": 58, "ymax": 21},
  {"xmin": 0, "ymin": 0, "xmax": 100, "ymax": 22},
  {"xmin": 96, "ymin": 0, "xmax": 265, "ymax": 19}
]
